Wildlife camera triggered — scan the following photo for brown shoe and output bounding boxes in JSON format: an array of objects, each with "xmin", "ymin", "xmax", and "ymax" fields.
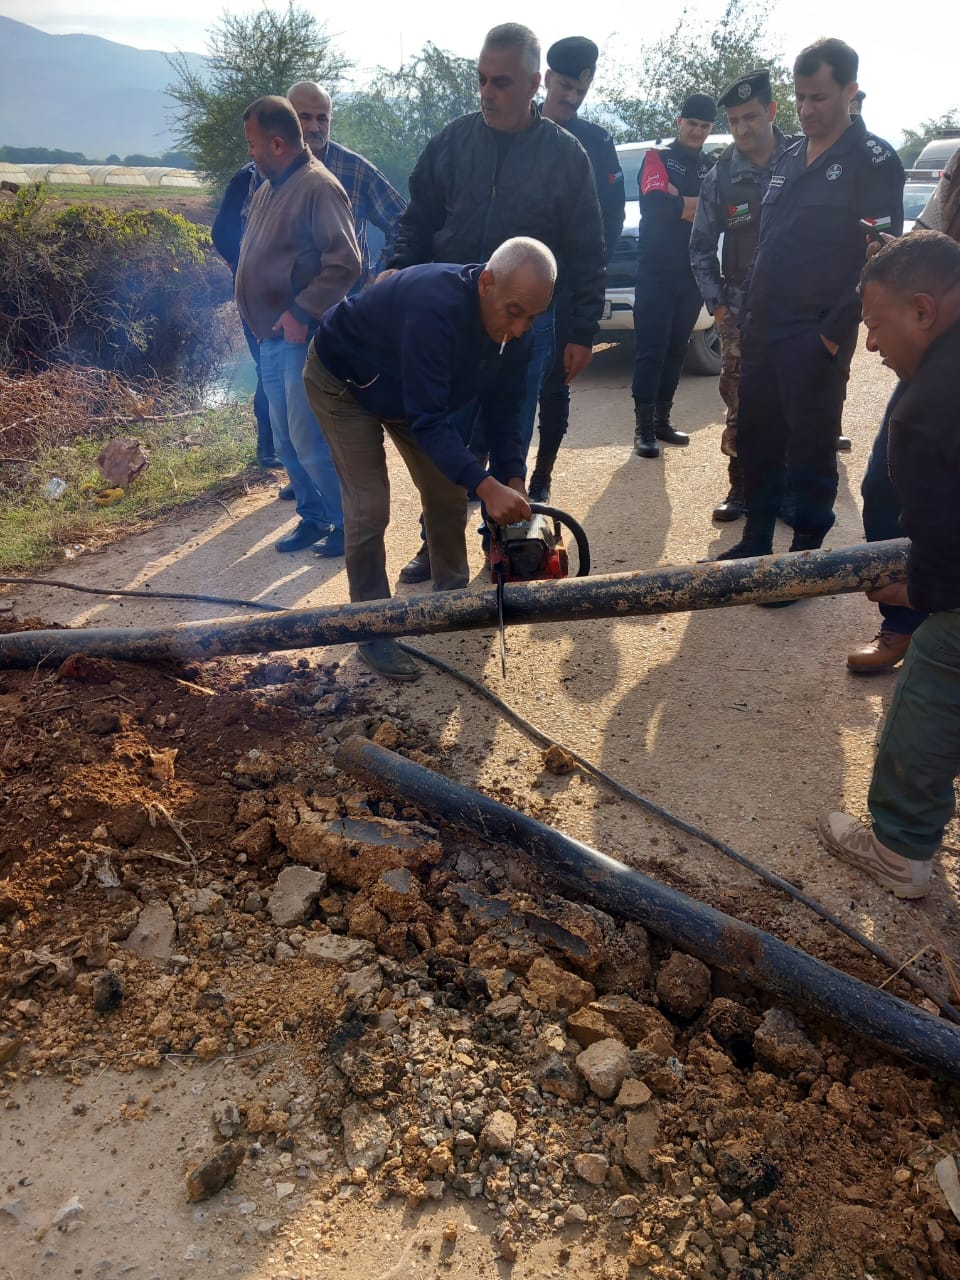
[
  {"xmin": 398, "ymin": 543, "xmax": 431, "ymax": 584},
  {"xmin": 847, "ymin": 629, "xmax": 911, "ymax": 674}
]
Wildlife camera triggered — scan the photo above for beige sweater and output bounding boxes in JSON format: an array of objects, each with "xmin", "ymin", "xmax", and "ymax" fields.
[{"xmin": 235, "ymin": 150, "xmax": 361, "ymax": 340}]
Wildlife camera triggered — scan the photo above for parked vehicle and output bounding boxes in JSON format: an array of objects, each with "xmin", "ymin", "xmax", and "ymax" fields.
[
  {"xmin": 600, "ymin": 136, "xmax": 733, "ymax": 376},
  {"xmin": 914, "ymin": 135, "xmax": 960, "ymax": 174},
  {"xmin": 902, "ymin": 175, "xmax": 939, "ymax": 230}
]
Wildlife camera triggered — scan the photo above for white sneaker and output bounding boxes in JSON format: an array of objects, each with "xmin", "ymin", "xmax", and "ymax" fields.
[{"xmin": 817, "ymin": 812, "xmax": 932, "ymax": 899}]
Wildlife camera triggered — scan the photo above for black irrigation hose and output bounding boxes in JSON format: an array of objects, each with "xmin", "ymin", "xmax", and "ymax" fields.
[
  {"xmin": 398, "ymin": 640, "xmax": 960, "ymax": 1025},
  {"xmin": 337, "ymin": 736, "xmax": 960, "ymax": 1082},
  {"xmin": 0, "ymin": 576, "xmax": 285, "ymax": 613}
]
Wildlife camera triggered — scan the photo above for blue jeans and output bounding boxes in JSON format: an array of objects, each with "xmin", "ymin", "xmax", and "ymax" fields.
[
  {"xmin": 861, "ymin": 387, "xmax": 927, "ymax": 636},
  {"xmin": 259, "ymin": 338, "xmax": 344, "ymax": 531}
]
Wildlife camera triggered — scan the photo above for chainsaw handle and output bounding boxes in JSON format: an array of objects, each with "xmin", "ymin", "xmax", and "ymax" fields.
[{"xmin": 528, "ymin": 504, "xmax": 591, "ymax": 576}]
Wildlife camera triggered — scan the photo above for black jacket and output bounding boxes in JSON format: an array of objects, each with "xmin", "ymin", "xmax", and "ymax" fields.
[
  {"xmin": 635, "ymin": 139, "xmax": 714, "ymax": 274},
  {"xmin": 746, "ymin": 117, "xmax": 904, "ymax": 344},
  {"xmin": 211, "ymin": 162, "xmax": 260, "ymax": 273},
  {"xmin": 387, "ymin": 110, "xmax": 606, "ymax": 347},
  {"xmin": 562, "ymin": 113, "xmax": 625, "ymax": 263},
  {"xmin": 888, "ymin": 320, "xmax": 960, "ymax": 614}
]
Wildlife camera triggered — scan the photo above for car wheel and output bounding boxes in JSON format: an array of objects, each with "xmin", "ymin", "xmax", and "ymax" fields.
[{"xmin": 684, "ymin": 323, "xmax": 722, "ymax": 376}]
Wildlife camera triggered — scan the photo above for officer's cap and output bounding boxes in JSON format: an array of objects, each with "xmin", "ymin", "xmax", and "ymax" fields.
[
  {"xmin": 679, "ymin": 92, "xmax": 717, "ymax": 123},
  {"xmin": 717, "ymin": 69, "xmax": 772, "ymax": 110},
  {"xmin": 546, "ymin": 37, "xmax": 599, "ymax": 81}
]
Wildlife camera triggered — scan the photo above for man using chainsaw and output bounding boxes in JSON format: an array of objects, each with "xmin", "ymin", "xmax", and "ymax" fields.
[{"xmin": 303, "ymin": 237, "xmax": 557, "ymax": 681}]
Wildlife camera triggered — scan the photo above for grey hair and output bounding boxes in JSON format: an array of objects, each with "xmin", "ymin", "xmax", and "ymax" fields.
[
  {"xmin": 487, "ymin": 237, "xmax": 557, "ymax": 286},
  {"xmin": 483, "ymin": 23, "xmax": 541, "ymax": 74},
  {"xmin": 287, "ymin": 81, "xmax": 331, "ymax": 103}
]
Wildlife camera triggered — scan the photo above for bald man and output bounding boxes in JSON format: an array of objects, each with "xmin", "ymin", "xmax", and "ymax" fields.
[{"xmin": 304, "ymin": 238, "xmax": 556, "ymax": 680}]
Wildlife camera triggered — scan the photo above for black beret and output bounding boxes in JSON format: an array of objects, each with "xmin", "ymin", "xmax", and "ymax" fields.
[
  {"xmin": 680, "ymin": 92, "xmax": 717, "ymax": 123},
  {"xmin": 717, "ymin": 69, "xmax": 772, "ymax": 109},
  {"xmin": 546, "ymin": 36, "xmax": 599, "ymax": 80}
]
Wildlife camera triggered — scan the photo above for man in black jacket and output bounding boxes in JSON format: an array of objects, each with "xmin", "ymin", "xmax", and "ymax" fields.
[
  {"xmin": 819, "ymin": 232, "xmax": 960, "ymax": 899},
  {"xmin": 528, "ymin": 35, "xmax": 625, "ymax": 502},
  {"xmin": 386, "ymin": 22, "xmax": 606, "ymax": 584},
  {"xmin": 631, "ymin": 92, "xmax": 717, "ymax": 459}
]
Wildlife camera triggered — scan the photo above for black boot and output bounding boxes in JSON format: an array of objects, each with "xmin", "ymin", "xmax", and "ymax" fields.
[
  {"xmin": 789, "ymin": 530, "xmax": 826, "ymax": 552},
  {"xmin": 528, "ymin": 444, "xmax": 560, "ymax": 504},
  {"xmin": 712, "ymin": 458, "xmax": 744, "ymax": 522},
  {"xmin": 713, "ymin": 514, "xmax": 775, "ymax": 560},
  {"xmin": 256, "ymin": 420, "xmax": 281, "ymax": 469},
  {"xmin": 654, "ymin": 401, "xmax": 690, "ymax": 446},
  {"xmin": 633, "ymin": 401, "xmax": 659, "ymax": 458}
]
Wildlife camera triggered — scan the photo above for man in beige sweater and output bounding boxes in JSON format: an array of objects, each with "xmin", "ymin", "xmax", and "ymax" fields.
[{"xmin": 236, "ymin": 96, "xmax": 361, "ymax": 555}]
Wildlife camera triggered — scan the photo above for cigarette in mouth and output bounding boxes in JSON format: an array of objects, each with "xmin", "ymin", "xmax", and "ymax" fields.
[{"xmin": 499, "ymin": 336, "xmax": 507, "ymax": 355}]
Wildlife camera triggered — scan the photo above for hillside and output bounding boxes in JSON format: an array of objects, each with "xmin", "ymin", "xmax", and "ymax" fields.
[{"xmin": 0, "ymin": 17, "xmax": 205, "ymax": 158}]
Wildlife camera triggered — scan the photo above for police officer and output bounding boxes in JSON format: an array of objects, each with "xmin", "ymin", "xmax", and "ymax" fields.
[
  {"xmin": 690, "ymin": 69, "xmax": 791, "ymax": 521},
  {"xmin": 716, "ymin": 38, "xmax": 904, "ymax": 564},
  {"xmin": 631, "ymin": 92, "xmax": 717, "ymax": 459},
  {"xmin": 529, "ymin": 36, "xmax": 625, "ymax": 502}
]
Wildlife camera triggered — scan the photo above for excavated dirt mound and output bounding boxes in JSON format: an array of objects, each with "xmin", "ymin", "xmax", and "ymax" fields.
[{"xmin": 1, "ymin": 632, "xmax": 959, "ymax": 1279}]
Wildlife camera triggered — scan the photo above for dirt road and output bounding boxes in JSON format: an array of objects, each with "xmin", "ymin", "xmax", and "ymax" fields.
[{"xmin": 1, "ymin": 340, "xmax": 958, "ymax": 1280}]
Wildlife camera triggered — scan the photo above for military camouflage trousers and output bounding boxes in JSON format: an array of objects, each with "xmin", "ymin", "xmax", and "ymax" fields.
[{"xmin": 718, "ymin": 311, "xmax": 741, "ymax": 457}]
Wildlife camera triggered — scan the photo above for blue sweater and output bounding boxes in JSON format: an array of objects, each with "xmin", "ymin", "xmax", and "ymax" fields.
[{"xmin": 313, "ymin": 263, "xmax": 532, "ymax": 493}]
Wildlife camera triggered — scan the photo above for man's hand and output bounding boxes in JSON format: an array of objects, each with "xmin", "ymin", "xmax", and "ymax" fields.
[
  {"xmin": 476, "ymin": 475, "xmax": 531, "ymax": 525},
  {"xmin": 273, "ymin": 310, "xmax": 309, "ymax": 345},
  {"xmin": 820, "ymin": 334, "xmax": 840, "ymax": 357},
  {"xmin": 865, "ymin": 231, "xmax": 896, "ymax": 260},
  {"xmin": 374, "ymin": 268, "xmax": 399, "ymax": 285},
  {"xmin": 713, "ymin": 304, "xmax": 730, "ymax": 325},
  {"xmin": 563, "ymin": 342, "xmax": 593, "ymax": 384},
  {"xmin": 867, "ymin": 583, "xmax": 914, "ymax": 608},
  {"xmin": 681, "ymin": 197, "xmax": 698, "ymax": 223}
]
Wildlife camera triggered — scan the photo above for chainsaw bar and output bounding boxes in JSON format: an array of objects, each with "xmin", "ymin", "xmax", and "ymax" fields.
[{"xmin": 495, "ymin": 563, "xmax": 507, "ymax": 677}]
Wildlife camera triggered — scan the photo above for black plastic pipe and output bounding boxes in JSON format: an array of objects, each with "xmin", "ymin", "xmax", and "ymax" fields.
[
  {"xmin": 0, "ymin": 539, "xmax": 908, "ymax": 668},
  {"xmin": 335, "ymin": 735, "xmax": 960, "ymax": 1083}
]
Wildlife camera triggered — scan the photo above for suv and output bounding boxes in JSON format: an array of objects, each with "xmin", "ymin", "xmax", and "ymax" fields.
[{"xmin": 600, "ymin": 136, "xmax": 733, "ymax": 375}]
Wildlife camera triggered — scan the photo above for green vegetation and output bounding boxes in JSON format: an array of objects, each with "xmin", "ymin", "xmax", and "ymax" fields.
[
  {"xmin": 0, "ymin": 404, "xmax": 259, "ymax": 573},
  {"xmin": 0, "ymin": 186, "xmax": 230, "ymax": 386},
  {"xmin": 166, "ymin": 2, "xmax": 350, "ymax": 193}
]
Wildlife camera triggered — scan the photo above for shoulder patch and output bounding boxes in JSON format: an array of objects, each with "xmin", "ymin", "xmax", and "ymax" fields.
[
  {"xmin": 769, "ymin": 174, "xmax": 786, "ymax": 187},
  {"xmin": 864, "ymin": 135, "xmax": 893, "ymax": 164}
]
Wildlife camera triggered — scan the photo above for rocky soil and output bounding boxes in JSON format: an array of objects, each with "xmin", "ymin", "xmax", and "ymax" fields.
[{"xmin": 1, "ymin": 631, "xmax": 959, "ymax": 1280}]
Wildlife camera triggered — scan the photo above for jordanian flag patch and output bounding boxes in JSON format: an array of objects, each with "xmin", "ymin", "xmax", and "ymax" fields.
[
  {"xmin": 727, "ymin": 201, "xmax": 752, "ymax": 226},
  {"xmin": 863, "ymin": 215, "xmax": 893, "ymax": 232}
]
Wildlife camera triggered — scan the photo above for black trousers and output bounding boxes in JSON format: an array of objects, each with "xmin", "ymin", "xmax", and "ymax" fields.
[
  {"xmin": 737, "ymin": 325, "xmax": 854, "ymax": 538},
  {"xmin": 630, "ymin": 269, "xmax": 703, "ymax": 404},
  {"xmin": 535, "ymin": 291, "xmax": 572, "ymax": 464}
]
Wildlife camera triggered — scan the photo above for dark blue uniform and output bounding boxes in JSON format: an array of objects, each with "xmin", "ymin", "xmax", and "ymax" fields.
[
  {"xmin": 738, "ymin": 116, "xmax": 904, "ymax": 540},
  {"xmin": 631, "ymin": 140, "xmax": 714, "ymax": 404},
  {"xmin": 532, "ymin": 113, "xmax": 625, "ymax": 494}
]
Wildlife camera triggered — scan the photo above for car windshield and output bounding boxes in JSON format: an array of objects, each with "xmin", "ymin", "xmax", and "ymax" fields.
[{"xmin": 903, "ymin": 183, "xmax": 936, "ymax": 221}]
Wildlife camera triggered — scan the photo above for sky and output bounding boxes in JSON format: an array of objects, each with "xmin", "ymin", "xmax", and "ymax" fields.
[{"xmin": 5, "ymin": 0, "xmax": 959, "ymax": 145}]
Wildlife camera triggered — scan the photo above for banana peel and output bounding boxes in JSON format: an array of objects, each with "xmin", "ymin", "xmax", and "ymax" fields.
[{"xmin": 81, "ymin": 484, "xmax": 126, "ymax": 507}]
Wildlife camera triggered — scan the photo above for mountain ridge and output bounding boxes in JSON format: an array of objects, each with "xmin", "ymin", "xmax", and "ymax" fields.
[{"xmin": 0, "ymin": 17, "xmax": 206, "ymax": 158}]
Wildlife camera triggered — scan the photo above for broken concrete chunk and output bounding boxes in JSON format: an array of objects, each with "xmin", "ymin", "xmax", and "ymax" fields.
[
  {"xmin": 480, "ymin": 1110, "xmax": 517, "ymax": 1155},
  {"xmin": 267, "ymin": 866, "xmax": 327, "ymax": 928},
  {"xmin": 342, "ymin": 1104, "xmax": 392, "ymax": 1171},
  {"xmin": 302, "ymin": 934, "xmax": 375, "ymax": 970},
  {"xmin": 753, "ymin": 1008, "xmax": 825, "ymax": 1075},
  {"xmin": 567, "ymin": 1006, "xmax": 621, "ymax": 1048},
  {"xmin": 282, "ymin": 811, "xmax": 442, "ymax": 889},
  {"xmin": 572, "ymin": 1152, "xmax": 609, "ymax": 1185},
  {"xmin": 123, "ymin": 902, "xmax": 176, "ymax": 961}
]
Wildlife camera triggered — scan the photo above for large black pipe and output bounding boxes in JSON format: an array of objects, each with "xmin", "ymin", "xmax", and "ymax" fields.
[
  {"xmin": 335, "ymin": 736, "xmax": 960, "ymax": 1082},
  {"xmin": 0, "ymin": 539, "xmax": 908, "ymax": 668}
]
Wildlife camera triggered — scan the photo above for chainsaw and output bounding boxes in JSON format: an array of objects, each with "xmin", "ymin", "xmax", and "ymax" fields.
[{"xmin": 487, "ymin": 503, "xmax": 591, "ymax": 676}]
